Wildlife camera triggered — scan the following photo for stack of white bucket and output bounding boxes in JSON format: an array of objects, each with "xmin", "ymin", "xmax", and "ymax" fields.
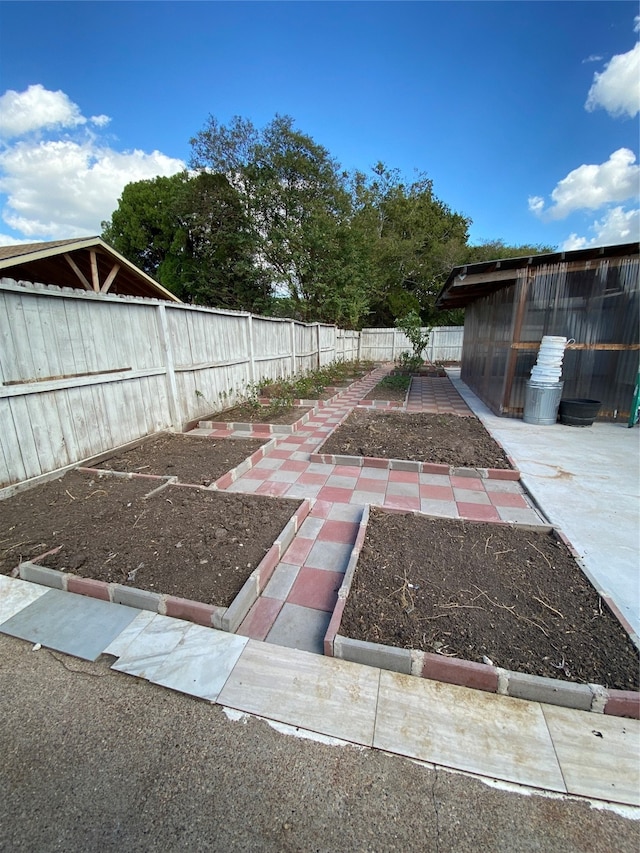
[{"xmin": 523, "ymin": 336, "xmax": 567, "ymax": 425}]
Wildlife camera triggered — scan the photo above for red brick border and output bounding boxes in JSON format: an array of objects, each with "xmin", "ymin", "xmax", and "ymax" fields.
[
  {"xmin": 309, "ymin": 452, "xmax": 520, "ymax": 480},
  {"xmin": 325, "ymin": 505, "xmax": 639, "ymax": 718}
]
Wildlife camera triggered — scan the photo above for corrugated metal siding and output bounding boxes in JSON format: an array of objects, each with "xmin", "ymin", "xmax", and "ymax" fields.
[
  {"xmin": 461, "ymin": 284, "xmax": 517, "ymax": 413},
  {"xmin": 461, "ymin": 257, "xmax": 640, "ymax": 420}
]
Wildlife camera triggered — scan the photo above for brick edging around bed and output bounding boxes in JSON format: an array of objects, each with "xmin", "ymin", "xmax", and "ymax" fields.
[
  {"xmin": 309, "ymin": 452, "xmax": 521, "ymax": 480},
  {"xmin": 15, "ymin": 489, "xmax": 311, "ymax": 637},
  {"xmin": 324, "ymin": 505, "xmax": 640, "ymax": 720}
]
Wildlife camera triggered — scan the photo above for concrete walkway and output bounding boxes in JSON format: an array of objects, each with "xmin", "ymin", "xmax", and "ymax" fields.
[
  {"xmin": 0, "ymin": 365, "xmax": 638, "ymax": 818},
  {"xmin": 448, "ymin": 369, "xmax": 640, "ymax": 638},
  {"xmin": 2, "ymin": 632, "xmax": 638, "ymax": 853}
]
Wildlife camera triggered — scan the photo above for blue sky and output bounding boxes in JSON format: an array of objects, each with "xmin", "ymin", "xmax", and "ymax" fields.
[{"xmin": 0, "ymin": 1, "xmax": 638, "ymax": 251}]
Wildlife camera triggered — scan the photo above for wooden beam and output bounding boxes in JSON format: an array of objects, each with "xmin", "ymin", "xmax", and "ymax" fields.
[
  {"xmin": 89, "ymin": 250, "xmax": 100, "ymax": 292},
  {"xmin": 63, "ymin": 253, "xmax": 92, "ymax": 291},
  {"xmin": 101, "ymin": 262, "xmax": 120, "ymax": 293},
  {"xmin": 510, "ymin": 342, "xmax": 640, "ymax": 352},
  {"xmin": 452, "ymin": 269, "xmax": 519, "ymax": 287}
]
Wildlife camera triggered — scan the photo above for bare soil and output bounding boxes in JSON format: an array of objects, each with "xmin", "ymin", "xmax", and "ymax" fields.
[
  {"xmin": 363, "ymin": 377, "xmax": 409, "ymax": 402},
  {"xmin": 208, "ymin": 405, "xmax": 312, "ymax": 425},
  {"xmin": 321, "ymin": 410, "xmax": 513, "ymax": 469},
  {"xmin": 340, "ymin": 509, "xmax": 639, "ymax": 690},
  {"xmin": 93, "ymin": 433, "xmax": 268, "ymax": 486},
  {"xmin": 0, "ymin": 470, "xmax": 300, "ymax": 607}
]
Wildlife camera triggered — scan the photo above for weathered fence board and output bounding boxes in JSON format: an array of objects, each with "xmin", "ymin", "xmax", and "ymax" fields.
[
  {"xmin": 358, "ymin": 326, "xmax": 464, "ymax": 362},
  {"xmin": 0, "ymin": 282, "xmax": 352, "ymax": 489},
  {"xmin": 0, "ymin": 278, "xmax": 464, "ymax": 491}
]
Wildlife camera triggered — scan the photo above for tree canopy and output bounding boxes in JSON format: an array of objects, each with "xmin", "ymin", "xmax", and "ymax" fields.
[{"xmin": 102, "ymin": 114, "xmax": 555, "ymax": 327}]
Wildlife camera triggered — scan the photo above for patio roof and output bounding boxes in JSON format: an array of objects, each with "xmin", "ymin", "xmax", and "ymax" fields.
[
  {"xmin": 436, "ymin": 242, "xmax": 640, "ymax": 309},
  {"xmin": 0, "ymin": 237, "xmax": 182, "ymax": 302}
]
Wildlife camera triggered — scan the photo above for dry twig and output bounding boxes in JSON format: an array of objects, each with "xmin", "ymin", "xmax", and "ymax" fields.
[{"xmin": 526, "ymin": 538, "xmax": 553, "ymax": 570}]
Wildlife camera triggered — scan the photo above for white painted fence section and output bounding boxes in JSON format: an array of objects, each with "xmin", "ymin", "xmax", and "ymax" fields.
[
  {"xmin": 358, "ymin": 326, "xmax": 464, "ymax": 363},
  {"xmin": 0, "ymin": 279, "xmax": 359, "ymax": 489},
  {"xmin": 0, "ymin": 278, "xmax": 462, "ymax": 490}
]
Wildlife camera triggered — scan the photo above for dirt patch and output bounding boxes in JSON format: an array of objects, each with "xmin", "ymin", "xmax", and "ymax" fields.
[
  {"xmin": 340, "ymin": 509, "xmax": 639, "ymax": 690},
  {"xmin": 1, "ymin": 470, "xmax": 301, "ymax": 606},
  {"xmin": 363, "ymin": 376, "xmax": 410, "ymax": 402},
  {"xmin": 94, "ymin": 433, "xmax": 268, "ymax": 486},
  {"xmin": 208, "ymin": 405, "xmax": 312, "ymax": 425},
  {"xmin": 321, "ymin": 410, "xmax": 513, "ymax": 469}
]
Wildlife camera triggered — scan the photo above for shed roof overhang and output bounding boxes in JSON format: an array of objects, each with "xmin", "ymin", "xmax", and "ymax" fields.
[
  {"xmin": 435, "ymin": 241, "xmax": 640, "ymax": 310},
  {"xmin": 0, "ymin": 237, "xmax": 182, "ymax": 302}
]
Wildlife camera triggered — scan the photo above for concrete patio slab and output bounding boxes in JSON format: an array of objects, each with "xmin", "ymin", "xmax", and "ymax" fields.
[
  {"xmin": 0, "ymin": 587, "xmax": 140, "ymax": 661},
  {"xmin": 448, "ymin": 370, "xmax": 640, "ymax": 637}
]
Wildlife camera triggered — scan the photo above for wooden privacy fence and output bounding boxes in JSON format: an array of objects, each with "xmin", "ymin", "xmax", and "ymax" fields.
[
  {"xmin": 0, "ymin": 280, "xmax": 360, "ymax": 490},
  {"xmin": 358, "ymin": 326, "xmax": 464, "ymax": 363},
  {"xmin": 0, "ymin": 278, "xmax": 462, "ymax": 491}
]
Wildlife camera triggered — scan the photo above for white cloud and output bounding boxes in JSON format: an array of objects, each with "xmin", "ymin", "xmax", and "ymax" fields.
[
  {"xmin": 585, "ymin": 40, "xmax": 640, "ymax": 119},
  {"xmin": 527, "ymin": 196, "xmax": 544, "ymax": 214},
  {"xmin": 582, "ymin": 55, "xmax": 603, "ymax": 64},
  {"xmin": 0, "ymin": 232, "xmax": 32, "ymax": 247},
  {"xmin": 0, "ymin": 139, "xmax": 184, "ymax": 239},
  {"xmin": 0, "ymin": 84, "xmax": 92, "ymax": 138},
  {"xmin": 0, "ymin": 85, "xmax": 184, "ymax": 241},
  {"xmin": 530, "ymin": 149, "xmax": 640, "ymax": 220},
  {"xmin": 561, "ymin": 206, "xmax": 640, "ymax": 251}
]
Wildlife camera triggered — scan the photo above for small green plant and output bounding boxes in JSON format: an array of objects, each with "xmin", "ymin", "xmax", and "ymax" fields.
[
  {"xmin": 395, "ymin": 351, "xmax": 422, "ymax": 372},
  {"xmin": 378, "ymin": 374, "xmax": 411, "ymax": 392},
  {"xmin": 395, "ymin": 311, "xmax": 431, "ymax": 371}
]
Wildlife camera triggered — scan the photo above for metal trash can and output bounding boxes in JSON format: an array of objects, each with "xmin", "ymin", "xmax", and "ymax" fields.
[{"xmin": 523, "ymin": 380, "xmax": 564, "ymax": 425}]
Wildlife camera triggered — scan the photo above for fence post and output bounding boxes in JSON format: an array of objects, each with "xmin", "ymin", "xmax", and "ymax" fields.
[
  {"xmin": 247, "ymin": 314, "xmax": 255, "ymax": 384},
  {"xmin": 316, "ymin": 323, "xmax": 321, "ymax": 369},
  {"xmin": 290, "ymin": 320, "xmax": 296, "ymax": 376},
  {"xmin": 156, "ymin": 303, "xmax": 181, "ymax": 429}
]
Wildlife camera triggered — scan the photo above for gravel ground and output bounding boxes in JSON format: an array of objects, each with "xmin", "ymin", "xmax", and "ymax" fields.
[{"xmin": 0, "ymin": 634, "xmax": 638, "ymax": 852}]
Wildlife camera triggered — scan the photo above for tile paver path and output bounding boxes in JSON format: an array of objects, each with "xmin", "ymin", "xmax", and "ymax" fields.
[{"xmin": 191, "ymin": 366, "xmax": 545, "ymax": 654}]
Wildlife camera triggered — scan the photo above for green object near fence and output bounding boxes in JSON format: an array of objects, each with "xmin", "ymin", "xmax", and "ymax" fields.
[{"xmin": 629, "ymin": 368, "xmax": 640, "ymax": 427}]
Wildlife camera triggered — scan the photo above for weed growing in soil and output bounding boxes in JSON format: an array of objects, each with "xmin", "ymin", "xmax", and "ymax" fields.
[{"xmin": 377, "ymin": 374, "xmax": 411, "ymax": 393}]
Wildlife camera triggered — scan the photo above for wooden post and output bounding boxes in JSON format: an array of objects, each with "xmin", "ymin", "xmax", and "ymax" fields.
[
  {"xmin": 156, "ymin": 304, "xmax": 181, "ymax": 429},
  {"xmin": 247, "ymin": 314, "xmax": 256, "ymax": 384},
  {"xmin": 89, "ymin": 251, "xmax": 100, "ymax": 292},
  {"xmin": 316, "ymin": 323, "xmax": 321, "ymax": 369},
  {"xmin": 290, "ymin": 320, "xmax": 296, "ymax": 376}
]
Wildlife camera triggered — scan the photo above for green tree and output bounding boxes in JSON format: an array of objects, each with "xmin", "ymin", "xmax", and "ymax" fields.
[
  {"xmin": 102, "ymin": 172, "xmax": 270, "ymax": 312},
  {"xmin": 101, "ymin": 172, "xmax": 189, "ymax": 278},
  {"xmin": 191, "ymin": 114, "xmax": 375, "ymax": 327},
  {"xmin": 351, "ymin": 164, "xmax": 470, "ymax": 327}
]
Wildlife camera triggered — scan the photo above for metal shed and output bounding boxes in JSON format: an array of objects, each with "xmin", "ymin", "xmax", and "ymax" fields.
[{"xmin": 436, "ymin": 242, "xmax": 639, "ymax": 421}]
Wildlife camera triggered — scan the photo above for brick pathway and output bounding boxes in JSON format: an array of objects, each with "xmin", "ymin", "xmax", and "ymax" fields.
[
  {"xmin": 406, "ymin": 375, "xmax": 474, "ymax": 414},
  {"xmin": 189, "ymin": 367, "xmax": 544, "ymax": 654}
]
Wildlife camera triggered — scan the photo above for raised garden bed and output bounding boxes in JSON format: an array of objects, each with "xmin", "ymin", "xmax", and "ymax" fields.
[
  {"xmin": 2, "ymin": 469, "xmax": 307, "ymax": 631},
  {"xmin": 199, "ymin": 404, "xmax": 314, "ymax": 434},
  {"xmin": 326, "ymin": 506, "xmax": 640, "ymax": 717},
  {"xmin": 362, "ymin": 374, "xmax": 410, "ymax": 403},
  {"xmin": 317, "ymin": 410, "xmax": 515, "ymax": 472},
  {"xmin": 204, "ymin": 404, "xmax": 312, "ymax": 425},
  {"xmin": 82, "ymin": 433, "xmax": 270, "ymax": 487}
]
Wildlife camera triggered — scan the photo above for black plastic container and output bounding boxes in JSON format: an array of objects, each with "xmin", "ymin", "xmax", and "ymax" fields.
[{"xmin": 558, "ymin": 398, "xmax": 602, "ymax": 427}]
